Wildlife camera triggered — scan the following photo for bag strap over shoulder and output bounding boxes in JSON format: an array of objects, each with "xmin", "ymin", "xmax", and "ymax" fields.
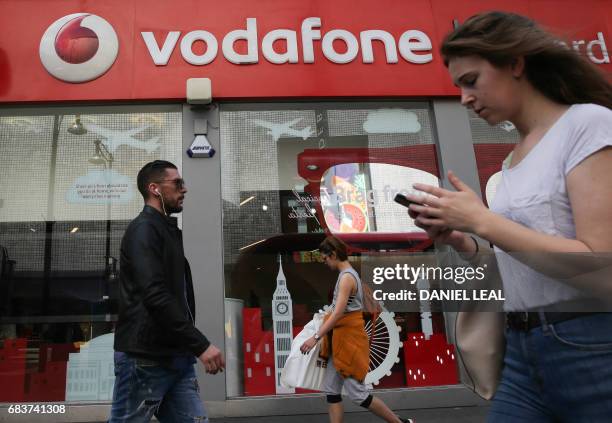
[{"xmin": 360, "ymin": 282, "xmax": 383, "ymax": 349}]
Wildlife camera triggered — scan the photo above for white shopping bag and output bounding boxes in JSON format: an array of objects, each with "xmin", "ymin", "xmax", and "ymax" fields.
[{"xmin": 280, "ymin": 313, "xmax": 327, "ymax": 391}]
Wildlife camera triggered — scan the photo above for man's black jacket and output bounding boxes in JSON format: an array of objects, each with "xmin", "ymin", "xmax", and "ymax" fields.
[{"xmin": 114, "ymin": 205, "xmax": 210, "ymax": 358}]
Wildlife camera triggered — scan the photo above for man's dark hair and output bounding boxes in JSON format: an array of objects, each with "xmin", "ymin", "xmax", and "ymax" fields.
[{"xmin": 137, "ymin": 160, "xmax": 177, "ymax": 199}]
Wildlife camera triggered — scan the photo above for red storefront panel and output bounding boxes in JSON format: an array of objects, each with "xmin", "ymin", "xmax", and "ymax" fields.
[{"xmin": 0, "ymin": 0, "xmax": 609, "ymax": 103}]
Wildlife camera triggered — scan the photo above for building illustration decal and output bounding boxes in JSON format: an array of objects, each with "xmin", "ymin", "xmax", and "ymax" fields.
[
  {"xmin": 271, "ymin": 254, "xmax": 294, "ymax": 394},
  {"xmin": 65, "ymin": 333, "xmax": 115, "ymax": 401}
]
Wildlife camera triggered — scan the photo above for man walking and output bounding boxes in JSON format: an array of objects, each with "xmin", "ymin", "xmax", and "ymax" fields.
[{"xmin": 110, "ymin": 160, "xmax": 224, "ymax": 422}]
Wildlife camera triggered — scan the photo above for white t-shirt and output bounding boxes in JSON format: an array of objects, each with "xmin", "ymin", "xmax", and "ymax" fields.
[{"xmin": 490, "ymin": 103, "xmax": 612, "ymax": 311}]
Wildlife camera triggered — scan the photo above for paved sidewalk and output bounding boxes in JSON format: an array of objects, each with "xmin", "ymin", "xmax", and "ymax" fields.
[
  {"xmin": 212, "ymin": 406, "xmax": 489, "ymax": 422},
  {"xmin": 82, "ymin": 406, "xmax": 488, "ymax": 422}
]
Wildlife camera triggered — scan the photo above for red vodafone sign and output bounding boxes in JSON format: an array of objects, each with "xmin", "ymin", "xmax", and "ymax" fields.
[{"xmin": 0, "ymin": 0, "xmax": 610, "ymax": 102}]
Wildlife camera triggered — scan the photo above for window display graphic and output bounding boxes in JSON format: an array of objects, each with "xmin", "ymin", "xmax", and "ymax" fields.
[
  {"xmin": 242, "ymin": 308, "xmax": 274, "ymax": 396},
  {"xmin": 0, "ymin": 108, "xmax": 182, "ymax": 403},
  {"xmin": 298, "ymin": 146, "xmax": 442, "ymax": 237},
  {"xmin": 416, "ymin": 278, "xmax": 434, "ymax": 339},
  {"xmin": 84, "ymin": 123, "xmax": 160, "ymax": 153},
  {"xmin": 251, "ymin": 118, "xmax": 313, "ymax": 141},
  {"xmin": 242, "ymin": 304, "xmax": 457, "ymax": 395},
  {"xmin": 272, "ymin": 255, "xmax": 294, "ymax": 394},
  {"xmin": 223, "ymin": 105, "xmax": 459, "ymax": 397},
  {"xmin": 0, "ymin": 334, "xmax": 116, "ymax": 402},
  {"xmin": 363, "ymin": 311, "xmax": 402, "ymax": 385},
  {"xmin": 65, "ymin": 333, "xmax": 114, "ymax": 401},
  {"xmin": 66, "ymin": 169, "xmax": 133, "ymax": 204},
  {"xmin": 362, "ymin": 109, "xmax": 422, "ymax": 134},
  {"xmin": 0, "ymin": 339, "xmax": 27, "ymax": 401},
  {"xmin": 316, "ymin": 161, "xmax": 441, "ymax": 235},
  {"xmin": 0, "ymin": 117, "xmax": 43, "ymax": 134},
  {"xmin": 403, "ymin": 333, "xmax": 458, "ymax": 387},
  {"xmin": 321, "ymin": 164, "xmax": 370, "ymax": 233},
  {"xmin": 244, "ymin": 308, "xmax": 305, "ymax": 396},
  {"xmin": 0, "ymin": 338, "xmax": 79, "ymax": 402}
]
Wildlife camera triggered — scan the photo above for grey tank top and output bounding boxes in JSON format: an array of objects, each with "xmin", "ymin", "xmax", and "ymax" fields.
[{"xmin": 330, "ymin": 267, "xmax": 364, "ymax": 313}]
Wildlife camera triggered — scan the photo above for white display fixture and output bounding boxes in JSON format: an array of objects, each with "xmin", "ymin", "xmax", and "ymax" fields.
[{"xmin": 271, "ymin": 255, "xmax": 295, "ymax": 394}]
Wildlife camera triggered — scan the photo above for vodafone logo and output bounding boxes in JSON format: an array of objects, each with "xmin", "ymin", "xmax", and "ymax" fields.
[{"xmin": 39, "ymin": 13, "xmax": 119, "ymax": 83}]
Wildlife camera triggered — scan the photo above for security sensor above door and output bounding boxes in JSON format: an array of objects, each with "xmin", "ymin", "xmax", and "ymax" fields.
[{"xmin": 186, "ymin": 78, "xmax": 212, "ymax": 104}]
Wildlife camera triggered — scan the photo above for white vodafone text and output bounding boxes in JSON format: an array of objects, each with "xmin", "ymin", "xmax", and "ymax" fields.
[{"xmin": 141, "ymin": 17, "xmax": 433, "ymax": 66}]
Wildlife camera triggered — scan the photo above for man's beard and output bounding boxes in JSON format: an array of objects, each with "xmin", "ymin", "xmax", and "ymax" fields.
[{"xmin": 166, "ymin": 203, "xmax": 183, "ymax": 214}]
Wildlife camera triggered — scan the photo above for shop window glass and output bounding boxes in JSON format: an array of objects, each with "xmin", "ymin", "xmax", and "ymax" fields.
[
  {"xmin": 319, "ymin": 163, "xmax": 438, "ymax": 233},
  {"xmin": 0, "ymin": 108, "xmax": 181, "ymax": 403},
  {"xmin": 220, "ymin": 103, "xmax": 460, "ymax": 398},
  {"xmin": 468, "ymin": 109, "xmax": 519, "ymax": 205}
]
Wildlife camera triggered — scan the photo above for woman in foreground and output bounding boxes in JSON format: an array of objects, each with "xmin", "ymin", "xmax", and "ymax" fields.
[{"xmin": 406, "ymin": 11, "xmax": 612, "ymax": 422}]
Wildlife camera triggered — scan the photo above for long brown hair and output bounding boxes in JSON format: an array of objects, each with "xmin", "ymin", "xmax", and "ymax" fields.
[{"xmin": 441, "ymin": 11, "xmax": 612, "ymax": 109}]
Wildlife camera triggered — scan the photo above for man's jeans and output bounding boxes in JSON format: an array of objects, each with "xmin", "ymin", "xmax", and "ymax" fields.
[
  {"xmin": 109, "ymin": 352, "xmax": 208, "ymax": 423},
  {"xmin": 488, "ymin": 313, "xmax": 612, "ymax": 422}
]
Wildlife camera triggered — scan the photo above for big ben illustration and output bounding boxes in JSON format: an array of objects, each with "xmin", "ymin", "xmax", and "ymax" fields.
[{"xmin": 272, "ymin": 254, "xmax": 294, "ymax": 394}]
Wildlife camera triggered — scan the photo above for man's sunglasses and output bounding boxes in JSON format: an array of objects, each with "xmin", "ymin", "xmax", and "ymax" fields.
[{"xmin": 157, "ymin": 178, "xmax": 186, "ymax": 189}]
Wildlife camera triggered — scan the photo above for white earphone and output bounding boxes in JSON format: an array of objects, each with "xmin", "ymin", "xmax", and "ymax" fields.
[{"xmin": 152, "ymin": 186, "xmax": 167, "ymax": 215}]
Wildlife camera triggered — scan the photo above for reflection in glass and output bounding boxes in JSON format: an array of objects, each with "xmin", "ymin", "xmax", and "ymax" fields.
[
  {"xmin": 321, "ymin": 163, "xmax": 439, "ymax": 233},
  {"xmin": 221, "ymin": 104, "xmax": 460, "ymax": 398},
  {"xmin": 0, "ymin": 108, "xmax": 181, "ymax": 403}
]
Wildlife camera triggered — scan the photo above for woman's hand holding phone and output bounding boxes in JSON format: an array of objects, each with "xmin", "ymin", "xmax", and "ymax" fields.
[
  {"xmin": 394, "ymin": 193, "xmax": 467, "ymax": 248},
  {"xmin": 395, "ymin": 171, "xmax": 489, "ymax": 254}
]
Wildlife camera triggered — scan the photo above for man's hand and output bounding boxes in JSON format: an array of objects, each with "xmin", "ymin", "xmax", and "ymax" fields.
[{"xmin": 198, "ymin": 344, "xmax": 225, "ymax": 375}]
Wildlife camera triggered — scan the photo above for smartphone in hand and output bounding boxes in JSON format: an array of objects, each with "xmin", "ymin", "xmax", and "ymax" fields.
[{"xmin": 394, "ymin": 193, "xmax": 422, "ymax": 208}]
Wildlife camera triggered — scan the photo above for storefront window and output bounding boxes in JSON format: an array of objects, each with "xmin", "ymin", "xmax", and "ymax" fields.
[
  {"xmin": 0, "ymin": 106, "xmax": 181, "ymax": 402},
  {"xmin": 221, "ymin": 103, "xmax": 460, "ymax": 398},
  {"xmin": 468, "ymin": 109, "xmax": 520, "ymax": 204}
]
